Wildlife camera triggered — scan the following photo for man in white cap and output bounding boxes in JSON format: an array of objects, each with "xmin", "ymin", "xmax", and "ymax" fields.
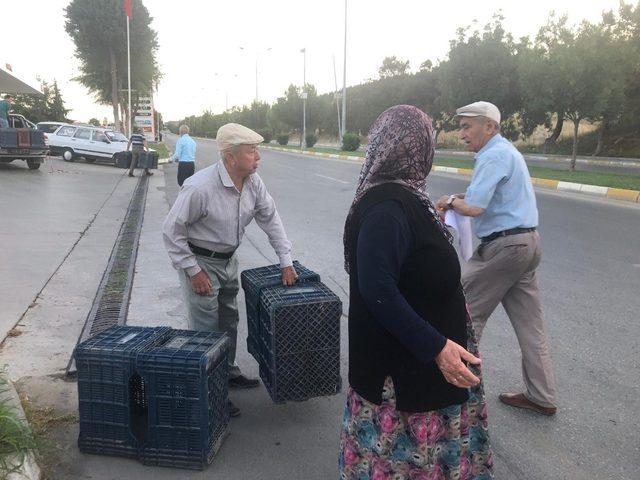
[
  {"xmin": 162, "ymin": 123, "xmax": 298, "ymax": 417},
  {"xmin": 436, "ymin": 101, "xmax": 557, "ymax": 416}
]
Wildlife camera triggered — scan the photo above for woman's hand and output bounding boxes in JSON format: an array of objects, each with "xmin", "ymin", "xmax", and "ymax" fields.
[{"xmin": 435, "ymin": 339, "xmax": 481, "ymax": 388}]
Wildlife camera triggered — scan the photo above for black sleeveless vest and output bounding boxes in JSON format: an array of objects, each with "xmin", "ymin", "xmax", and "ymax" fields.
[{"xmin": 347, "ymin": 183, "xmax": 469, "ymax": 412}]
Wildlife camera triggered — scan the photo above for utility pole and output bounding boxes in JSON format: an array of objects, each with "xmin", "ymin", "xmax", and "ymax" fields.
[
  {"xmin": 301, "ymin": 48, "xmax": 307, "ymax": 149},
  {"xmin": 341, "ymin": 0, "xmax": 348, "ymax": 140},
  {"xmin": 333, "ymin": 54, "xmax": 342, "ymax": 144}
]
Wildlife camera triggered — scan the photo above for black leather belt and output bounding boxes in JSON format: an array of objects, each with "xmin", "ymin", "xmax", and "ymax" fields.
[
  {"xmin": 481, "ymin": 227, "xmax": 536, "ymax": 243},
  {"xmin": 188, "ymin": 242, "xmax": 235, "ymax": 259}
]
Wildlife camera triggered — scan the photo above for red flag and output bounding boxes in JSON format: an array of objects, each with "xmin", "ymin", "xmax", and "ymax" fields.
[{"xmin": 123, "ymin": 0, "xmax": 133, "ymax": 19}]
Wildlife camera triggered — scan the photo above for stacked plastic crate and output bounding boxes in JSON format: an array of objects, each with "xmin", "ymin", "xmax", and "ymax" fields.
[
  {"xmin": 75, "ymin": 326, "xmax": 229, "ymax": 470},
  {"xmin": 241, "ymin": 260, "xmax": 319, "ymax": 361},
  {"xmin": 241, "ymin": 262, "xmax": 342, "ymax": 403},
  {"xmin": 76, "ymin": 326, "xmax": 171, "ymax": 458},
  {"xmin": 137, "ymin": 329, "xmax": 229, "ymax": 469}
]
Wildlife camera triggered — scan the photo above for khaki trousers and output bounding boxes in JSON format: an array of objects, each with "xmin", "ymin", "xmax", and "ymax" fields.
[
  {"xmin": 462, "ymin": 231, "xmax": 557, "ymax": 408},
  {"xmin": 179, "ymin": 253, "xmax": 242, "ymax": 378}
]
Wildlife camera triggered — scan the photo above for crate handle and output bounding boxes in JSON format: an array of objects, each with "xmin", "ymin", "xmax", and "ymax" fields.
[
  {"xmin": 280, "ymin": 286, "xmax": 316, "ymax": 295},
  {"xmin": 260, "ymin": 272, "xmax": 282, "ymax": 280},
  {"xmin": 117, "ymin": 332, "xmax": 140, "ymax": 344}
]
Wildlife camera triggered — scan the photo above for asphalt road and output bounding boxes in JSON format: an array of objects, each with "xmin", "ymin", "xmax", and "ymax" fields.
[
  {"xmin": 1, "ymin": 137, "xmax": 638, "ymax": 479},
  {"xmin": 163, "ymin": 133, "xmax": 640, "ymax": 479}
]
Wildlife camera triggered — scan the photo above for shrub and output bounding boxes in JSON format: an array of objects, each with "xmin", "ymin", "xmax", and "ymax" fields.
[
  {"xmin": 0, "ymin": 373, "xmax": 37, "ymax": 476},
  {"xmin": 342, "ymin": 132, "xmax": 360, "ymax": 151},
  {"xmin": 258, "ymin": 129, "xmax": 273, "ymax": 144},
  {"xmin": 277, "ymin": 134, "xmax": 289, "ymax": 146},
  {"xmin": 305, "ymin": 133, "xmax": 317, "ymax": 148}
]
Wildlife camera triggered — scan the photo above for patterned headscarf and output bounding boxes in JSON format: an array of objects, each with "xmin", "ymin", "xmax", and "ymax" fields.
[{"xmin": 343, "ymin": 105, "xmax": 452, "ymax": 273}]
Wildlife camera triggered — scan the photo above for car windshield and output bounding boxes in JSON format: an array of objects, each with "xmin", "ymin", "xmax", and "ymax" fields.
[{"xmin": 105, "ymin": 131, "xmax": 128, "ymax": 142}]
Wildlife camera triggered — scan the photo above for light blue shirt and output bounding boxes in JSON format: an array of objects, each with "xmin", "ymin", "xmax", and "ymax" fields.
[
  {"xmin": 465, "ymin": 134, "xmax": 538, "ymax": 238},
  {"xmin": 171, "ymin": 134, "xmax": 197, "ymax": 162}
]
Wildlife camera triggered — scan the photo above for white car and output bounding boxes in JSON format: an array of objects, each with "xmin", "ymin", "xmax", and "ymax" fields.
[
  {"xmin": 36, "ymin": 121, "xmax": 69, "ymax": 135},
  {"xmin": 47, "ymin": 125, "xmax": 130, "ymax": 163}
]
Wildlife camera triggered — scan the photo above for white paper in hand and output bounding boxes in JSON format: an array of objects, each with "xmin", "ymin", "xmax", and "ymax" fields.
[{"xmin": 444, "ymin": 210, "xmax": 474, "ymax": 261}]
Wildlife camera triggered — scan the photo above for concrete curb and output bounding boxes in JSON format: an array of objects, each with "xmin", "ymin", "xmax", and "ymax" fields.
[
  {"xmin": 262, "ymin": 145, "xmax": 640, "ymax": 204},
  {"xmin": 0, "ymin": 369, "xmax": 41, "ymax": 480}
]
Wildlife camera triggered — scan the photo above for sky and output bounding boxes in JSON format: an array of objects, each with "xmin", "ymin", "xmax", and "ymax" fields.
[{"xmin": 1, "ymin": 0, "xmax": 625, "ymax": 123}]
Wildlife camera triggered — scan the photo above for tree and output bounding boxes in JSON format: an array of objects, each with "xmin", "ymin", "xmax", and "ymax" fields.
[
  {"xmin": 49, "ymin": 81, "xmax": 71, "ymax": 121},
  {"xmin": 378, "ymin": 56, "xmax": 410, "ymax": 78},
  {"xmin": 525, "ymin": 13, "xmax": 577, "ymax": 153},
  {"xmin": 559, "ymin": 20, "xmax": 626, "ymax": 169},
  {"xmin": 271, "ymin": 84, "xmax": 302, "ymax": 132},
  {"xmin": 88, "ymin": 118, "xmax": 101, "ymax": 126},
  {"xmin": 439, "ymin": 13, "xmax": 522, "ymax": 139},
  {"xmin": 11, "ymin": 79, "xmax": 70, "ymax": 123},
  {"xmin": 419, "ymin": 60, "xmax": 433, "ymax": 72},
  {"xmin": 65, "ymin": 0, "xmax": 160, "ymax": 133}
]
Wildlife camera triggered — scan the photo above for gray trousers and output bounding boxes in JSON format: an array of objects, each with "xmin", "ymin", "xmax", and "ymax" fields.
[
  {"xmin": 179, "ymin": 253, "xmax": 242, "ymax": 378},
  {"xmin": 462, "ymin": 231, "xmax": 557, "ymax": 408},
  {"xmin": 128, "ymin": 148, "xmax": 146, "ymax": 175}
]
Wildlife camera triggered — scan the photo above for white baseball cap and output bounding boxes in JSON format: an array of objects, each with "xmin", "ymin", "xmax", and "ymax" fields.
[
  {"xmin": 216, "ymin": 123, "xmax": 264, "ymax": 151},
  {"xmin": 456, "ymin": 101, "xmax": 501, "ymax": 124}
]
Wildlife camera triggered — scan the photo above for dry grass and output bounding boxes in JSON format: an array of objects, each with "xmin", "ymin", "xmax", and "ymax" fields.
[
  {"xmin": 18, "ymin": 392, "xmax": 77, "ymax": 479},
  {"xmin": 5, "ymin": 329, "xmax": 21, "ymax": 338}
]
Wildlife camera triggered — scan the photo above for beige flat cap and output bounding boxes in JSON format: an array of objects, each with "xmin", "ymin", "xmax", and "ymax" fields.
[
  {"xmin": 456, "ymin": 101, "xmax": 501, "ymax": 124},
  {"xmin": 216, "ymin": 123, "xmax": 264, "ymax": 151}
]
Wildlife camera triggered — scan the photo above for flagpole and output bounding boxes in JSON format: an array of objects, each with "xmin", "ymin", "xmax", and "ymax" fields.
[{"xmin": 126, "ymin": 15, "xmax": 132, "ymax": 137}]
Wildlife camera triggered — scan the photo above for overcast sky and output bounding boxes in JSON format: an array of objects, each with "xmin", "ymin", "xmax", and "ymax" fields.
[{"xmin": 1, "ymin": 0, "xmax": 624, "ymax": 122}]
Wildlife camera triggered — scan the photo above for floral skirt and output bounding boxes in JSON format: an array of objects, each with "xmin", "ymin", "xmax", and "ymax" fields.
[{"xmin": 339, "ymin": 320, "xmax": 493, "ymax": 479}]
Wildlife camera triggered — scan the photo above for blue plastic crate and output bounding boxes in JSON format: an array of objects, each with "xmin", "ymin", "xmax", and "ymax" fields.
[
  {"xmin": 241, "ymin": 261, "xmax": 320, "ymax": 358},
  {"xmin": 75, "ymin": 326, "xmax": 171, "ymax": 458},
  {"xmin": 256, "ymin": 282, "xmax": 342, "ymax": 403},
  {"xmin": 137, "ymin": 330, "xmax": 230, "ymax": 470}
]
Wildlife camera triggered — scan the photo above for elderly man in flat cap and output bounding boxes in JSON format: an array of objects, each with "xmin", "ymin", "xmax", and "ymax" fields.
[
  {"xmin": 162, "ymin": 123, "xmax": 298, "ymax": 417},
  {"xmin": 436, "ymin": 101, "xmax": 557, "ymax": 417}
]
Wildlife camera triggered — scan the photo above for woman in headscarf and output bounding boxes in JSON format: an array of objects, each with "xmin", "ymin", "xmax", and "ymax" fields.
[{"xmin": 340, "ymin": 105, "xmax": 493, "ymax": 479}]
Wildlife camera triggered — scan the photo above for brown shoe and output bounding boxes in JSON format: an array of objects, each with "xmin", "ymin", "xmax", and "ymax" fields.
[{"xmin": 499, "ymin": 392, "xmax": 557, "ymax": 416}]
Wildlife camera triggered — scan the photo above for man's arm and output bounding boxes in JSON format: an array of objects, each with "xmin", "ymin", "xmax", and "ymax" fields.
[
  {"xmin": 162, "ymin": 186, "xmax": 206, "ymax": 278},
  {"xmin": 251, "ymin": 176, "xmax": 297, "ymax": 284},
  {"xmin": 143, "ymin": 138, "xmax": 149, "ymax": 152},
  {"xmin": 436, "ymin": 194, "xmax": 484, "ymax": 217},
  {"xmin": 171, "ymin": 137, "xmax": 182, "ymax": 162},
  {"xmin": 437, "ymin": 155, "xmax": 505, "ymax": 218},
  {"xmin": 126, "ymin": 139, "xmax": 132, "ymax": 151}
]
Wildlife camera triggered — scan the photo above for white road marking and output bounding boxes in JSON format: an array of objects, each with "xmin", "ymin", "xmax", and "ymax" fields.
[{"xmin": 314, "ymin": 173, "xmax": 350, "ymax": 184}]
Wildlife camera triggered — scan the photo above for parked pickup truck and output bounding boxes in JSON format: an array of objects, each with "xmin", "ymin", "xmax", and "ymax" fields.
[{"xmin": 0, "ymin": 113, "xmax": 48, "ymax": 170}]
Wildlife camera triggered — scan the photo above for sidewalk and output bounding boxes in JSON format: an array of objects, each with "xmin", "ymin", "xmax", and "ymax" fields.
[{"xmin": 26, "ymin": 167, "xmax": 347, "ymax": 480}]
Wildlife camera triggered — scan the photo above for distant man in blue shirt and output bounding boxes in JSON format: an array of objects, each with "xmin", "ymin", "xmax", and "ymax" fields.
[
  {"xmin": 436, "ymin": 101, "xmax": 557, "ymax": 416},
  {"xmin": 172, "ymin": 124, "xmax": 197, "ymax": 186}
]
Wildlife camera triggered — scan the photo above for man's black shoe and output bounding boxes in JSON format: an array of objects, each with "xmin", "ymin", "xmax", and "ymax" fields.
[
  {"xmin": 228, "ymin": 374, "xmax": 260, "ymax": 389},
  {"xmin": 228, "ymin": 400, "xmax": 240, "ymax": 418}
]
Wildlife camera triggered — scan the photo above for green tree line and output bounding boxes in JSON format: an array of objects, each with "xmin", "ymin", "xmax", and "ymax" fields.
[{"xmin": 169, "ymin": 3, "xmax": 640, "ymax": 167}]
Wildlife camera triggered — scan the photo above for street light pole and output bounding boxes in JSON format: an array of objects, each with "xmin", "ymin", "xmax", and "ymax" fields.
[
  {"xmin": 341, "ymin": 0, "xmax": 348, "ymax": 140},
  {"xmin": 301, "ymin": 48, "xmax": 307, "ymax": 149},
  {"xmin": 241, "ymin": 46, "xmax": 271, "ymax": 104}
]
